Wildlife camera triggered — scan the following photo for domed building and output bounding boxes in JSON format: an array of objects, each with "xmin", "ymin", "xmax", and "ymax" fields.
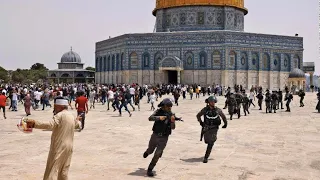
[
  {"xmin": 288, "ymin": 68, "xmax": 306, "ymax": 92},
  {"xmin": 95, "ymin": 0, "xmax": 310, "ymax": 89},
  {"xmin": 48, "ymin": 48, "xmax": 95, "ymax": 83}
]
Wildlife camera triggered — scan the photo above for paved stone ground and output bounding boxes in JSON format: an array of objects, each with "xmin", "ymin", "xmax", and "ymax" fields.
[{"xmin": 0, "ymin": 93, "xmax": 320, "ymax": 180}]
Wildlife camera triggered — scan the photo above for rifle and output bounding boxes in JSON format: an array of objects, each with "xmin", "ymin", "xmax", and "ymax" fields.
[
  {"xmin": 164, "ymin": 112, "xmax": 183, "ymax": 124},
  {"xmin": 200, "ymin": 126, "xmax": 204, "ymax": 141}
]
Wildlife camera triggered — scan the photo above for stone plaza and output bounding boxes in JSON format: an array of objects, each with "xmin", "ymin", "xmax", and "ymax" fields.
[{"xmin": 0, "ymin": 93, "xmax": 320, "ymax": 180}]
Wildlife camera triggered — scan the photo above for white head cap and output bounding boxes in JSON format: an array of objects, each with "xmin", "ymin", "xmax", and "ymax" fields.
[{"xmin": 55, "ymin": 99, "xmax": 69, "ymax": 106}]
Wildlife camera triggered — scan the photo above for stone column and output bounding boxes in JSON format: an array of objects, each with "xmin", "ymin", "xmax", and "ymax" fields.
[
  {"xmin": 72, "ymin": 72, "xmax": 74, "ymax": 84},
  {"xmin": 310, "ymin": 72, "xmax": 314, "ymax": 86},
  {"xmin": 177, "ymin": 70, "xmax": 181, "ymax": 84}
]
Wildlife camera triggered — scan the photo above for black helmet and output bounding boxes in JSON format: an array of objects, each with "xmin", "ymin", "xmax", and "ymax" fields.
[
  {"xmin": 205, "ymin": 96, "xmax": 217, "ymax": 103},
  {"xmin": 158, "ymin": 98, "xmax": 173, "ymax": 107}
]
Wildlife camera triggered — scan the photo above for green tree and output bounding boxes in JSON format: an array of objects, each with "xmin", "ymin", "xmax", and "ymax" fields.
[
  {"xmin": 0, "ymin": 66, "xmax": 8, "ymax": 82},
  {"xmin": 30, "ymin": 63, "xmax": 48, "ymax": 71},
  {"xmin": 85, "ymin": 66, "xmax": 96, "ymax": 71}
]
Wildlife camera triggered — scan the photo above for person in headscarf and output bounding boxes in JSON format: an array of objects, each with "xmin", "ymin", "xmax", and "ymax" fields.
[{"xmin": 26, "ymin": 97, "xmax": 82, "ymax": 180}]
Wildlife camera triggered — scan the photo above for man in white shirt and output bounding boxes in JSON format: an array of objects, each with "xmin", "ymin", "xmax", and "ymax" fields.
[
  {"xmin": 107, "ymin": 89, "xmax": 115, "ymax": 111},
  {"xmin": 34, "ymin": 90, "xmax": 43, "ymax": 107},
  {"xmin": 129, "ymin": 86, "xmax": 135, "ymax": 101}
]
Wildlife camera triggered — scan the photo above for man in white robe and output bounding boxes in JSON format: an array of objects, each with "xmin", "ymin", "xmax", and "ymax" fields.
[{"xmin": 26, "ymin": 98, "xmax": 81, "ymax": 180}]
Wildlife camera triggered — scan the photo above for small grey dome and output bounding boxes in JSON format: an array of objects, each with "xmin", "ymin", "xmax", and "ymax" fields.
[
  {"xmin": 61, "ymin": 49, "xmax": 81, "ymax": 63},
  {"xmin": 289, "ymin": 68, "xmax": 305, "ymax": 78}
]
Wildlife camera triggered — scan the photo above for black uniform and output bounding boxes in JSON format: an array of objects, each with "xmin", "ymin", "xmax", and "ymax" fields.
[
  {"xmin": 242, "ymin": 94, "xmax": 250, "ymax": 116},
  {"xmin": 271, "ymin": 91, "xmax": 278, "ymax": 113},
  {"xmin": 265, "ymin": 91, "xmax": 272, "ymax": 113},
  {"xmin": 256, "ymin": 92, "xmax": 264, "ymax": 110},
  {"xmin": 234, "ymin": 93, "xmax": 243, "ymax": 118},
  {"xmin": 196, "ymin": 106, "xmax": 227, "ymax": 163},
  {"xmin": 277, "ymin": 90, "xmax": 284, "ymax": 109},
  {"xmin": 143, "ymin": 100, "xmax": 180, "ymax": 177},
  {"xmin": 284, "ymin": 91, "xmax": 293, "ymax": 112},
  {"xmin": 226, "ymin": 94, "xmax": 237, "ymax": 120},
  {"xmin": 298, "ymin": 90, "xmax": 305, "ymax": 107}
]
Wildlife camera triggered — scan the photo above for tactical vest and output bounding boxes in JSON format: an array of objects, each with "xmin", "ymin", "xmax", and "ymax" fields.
[
  {"xmin": 204, "ymin": 107, "xmax": 221, "ymax": 126},
  {"xmin": 152, "ymin": 109, "xmax": 173, "ymax": 136},
  {"xmin": 235, "ymin": 94, "xmax": 242, "ymax": 104}
]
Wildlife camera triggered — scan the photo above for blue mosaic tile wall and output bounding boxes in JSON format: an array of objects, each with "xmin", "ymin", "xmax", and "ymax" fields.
[{"xmin": 95, "ymin": 31, "xmax": 303, "ymax": 73}]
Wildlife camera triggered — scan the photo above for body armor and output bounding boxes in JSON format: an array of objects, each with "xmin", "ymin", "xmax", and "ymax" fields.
[{"xmin": 204, "ymin": 107, "xmax": 221, "ymax": 126}]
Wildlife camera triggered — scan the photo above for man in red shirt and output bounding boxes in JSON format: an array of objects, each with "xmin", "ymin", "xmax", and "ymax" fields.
[
  {"xmin": 75, "ymin": 91, "xmax": 88, "ymax": 131},
  {"xmin": 0, "ymin": 92, "xmax": 7, "ymax": 119}
]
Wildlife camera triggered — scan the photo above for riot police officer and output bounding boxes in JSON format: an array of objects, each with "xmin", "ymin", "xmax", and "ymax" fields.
[
  {"xmin": 265, "ymin": 89, "xmax": 272, "ymax": 113},
  {"xmin": 234, "ymin": 91, "xmax": 243, "ymax": 119},
  {"xmin": 196, "ymin": 96, "xmax": 227, "ymax": 163},
  {"xmin": 242, "ymin": 91, "xmax": 250, "ymax": 116},
  {"xmin": 143, "ymin": 98, "xmax": 182, "ymax": 177},
  {"xmin": 284, "ymin": 90, "xmax": 293, "ymax": 112},
  {"xmin": 298, "ymin": 89, "xmax": 305, "ymax": 107},
  {"xmin": 226, "ymin": 93, "xmax": 237, "ymax": 120},
  {"xmin": 277, "ymin": 89, "xmax": 284, "ymax": 110},
  {"xmin": 271, "ymin": 91, "xmax": 278, "ymax": 113},
  {"xmin": 256, "ymin": 91, "xmax": 264, "ymax": 110}
]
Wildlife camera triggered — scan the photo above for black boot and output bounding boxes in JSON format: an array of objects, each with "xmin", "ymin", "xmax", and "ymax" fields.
[
  {"xmin": 147, "ymin": 169, "xmax": 154, "ymax": 177},
  {"xmin": 203, "ymin": 144, "xmax": 213, "ymax": 163},
  {"xmin": 143, "ymin": 152, "xmax": 149, "ymax": 158}
]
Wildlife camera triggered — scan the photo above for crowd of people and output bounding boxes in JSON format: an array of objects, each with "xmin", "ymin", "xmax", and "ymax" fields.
[{"xmin": 0, "ymin": 82, "xmax": 319, "ymax": 178}]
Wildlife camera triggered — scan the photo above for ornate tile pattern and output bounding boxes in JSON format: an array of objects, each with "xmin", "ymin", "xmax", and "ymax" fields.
[{"xmin": 95, "ymin": 5, "xmax": 304, "ymax": 88}]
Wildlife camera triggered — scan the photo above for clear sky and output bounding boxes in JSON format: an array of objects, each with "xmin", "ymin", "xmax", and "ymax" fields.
[{"xmin": 0, "ymin": 0, "xmax": 319, "ymax": 74}]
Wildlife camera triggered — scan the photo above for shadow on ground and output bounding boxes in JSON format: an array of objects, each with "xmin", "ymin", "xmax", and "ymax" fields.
[
  {"xmin": 128, "ymin": 168, "xmax": 157, "ymax": 177},
  {"xmin": 180, "ymin": 157, "xmax": 205, "ymax": 163}
]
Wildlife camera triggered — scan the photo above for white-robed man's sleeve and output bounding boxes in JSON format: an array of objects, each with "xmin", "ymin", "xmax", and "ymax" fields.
[{"xmin": 34, "ymin": 113, "xmax": 62, "ymax": 130}]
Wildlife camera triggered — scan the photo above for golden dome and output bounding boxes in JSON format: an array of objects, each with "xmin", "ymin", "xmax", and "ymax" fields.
[{"xmin": 153, "ymin": 0, "xmax": 248, "ymax": 16}]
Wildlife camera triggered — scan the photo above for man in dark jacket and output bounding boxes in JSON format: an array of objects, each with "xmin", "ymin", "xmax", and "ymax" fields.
[
  {"xmin": 298, "ymin": 89, "xmax": 305, "ymax": 107},
  {"xmin": 143, "ymin": 98, "xmax": 181, "ymax": 177}
]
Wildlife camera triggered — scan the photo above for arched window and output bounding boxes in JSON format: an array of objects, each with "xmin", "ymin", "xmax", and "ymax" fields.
[
  {"xmin": 120, "ymin": 53, "xmax": 124, "ymax": 70},
  {"xmin": 199, "ymin": 51, "xmax": 207, "ymax": 67},
  {"xmin": 294, "ymin": 55, "xmax": 300, "ymax": 69},
  {"xmin": 99, "ymin": 57, "xmax": 103, "ymax": 72},
  {"xmin": 251, "ymin": 53, "xmax": 259, "ymax": 67},
  {"xmin": 107, "ymin": 56, "xmax": 111, "ymax": 71},
  {"xmin": 116, "ymin": 54, "xmax": 120, "ymax": 71},
  {"xmin": 130, "ymin": 52, "xmax": 138, "ymax": 69},
  {"xmin": 103, "ymin": 56, "xmax": 107, "ymax": 71},
  {"xmin": 284, "ymin": 54, "xmax": 290, "ymax": 69},
  {"xmin": 262, "ymin": 53, "xmax": 270, "ymax": 70},
  {"xmin": 61, "ymin": 73, "xmax": 70, "ymax": 78},
  {"xmin": 212, "ymin": 51, "xmax": 221, "ymax": 66},
  {"xmin": 111, "ymin": 55, "xmax": 115, "ymax": 71},
  {"xmin": 142, "ymin": 53, "xmax": 150, "ymax": 68},
  {"xmin": 240, "ymin": 52, "xmax": 247, "ymax": 66},
  {"xmin": 273, "ymin": 54, "xmax": 280, "ymax": 71},
  {"xmin": 229, "ymin": 51, "xmax": 236, "ymax": 67},
  {"xmin": 154, "ymin": 52, "xmax": 163, "ymax": 70},
  {"xmin": 184, "ymin": 51, "xmax": 194, "ymax": 68}
]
